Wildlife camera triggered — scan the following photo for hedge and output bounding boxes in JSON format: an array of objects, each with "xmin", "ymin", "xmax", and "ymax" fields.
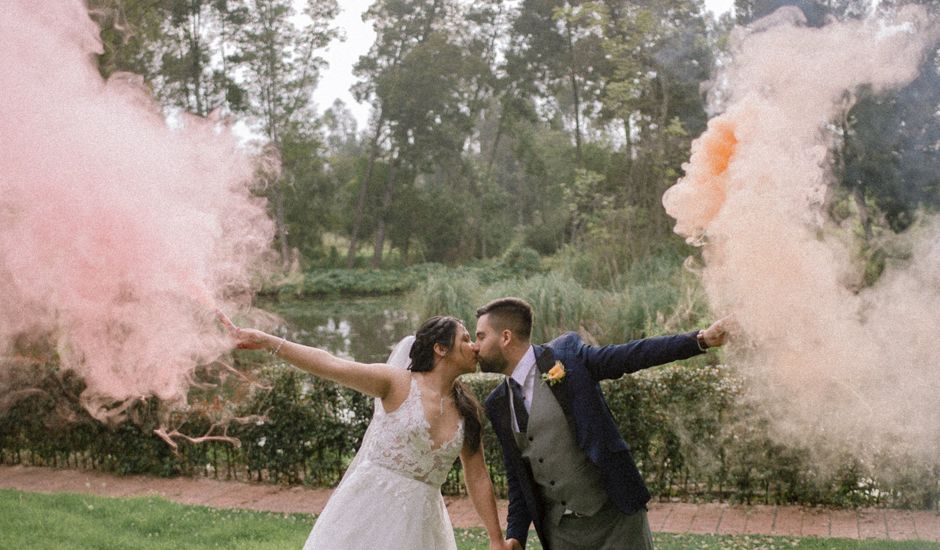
[{"xmin": 2, "ymin": 361, "xmax": 937, "ymax": 509}]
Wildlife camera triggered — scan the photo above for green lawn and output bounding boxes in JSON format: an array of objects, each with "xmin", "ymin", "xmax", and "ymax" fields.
[{"xmin": 1, "ymin": 489, "xmax": 938, "ymax": 550}]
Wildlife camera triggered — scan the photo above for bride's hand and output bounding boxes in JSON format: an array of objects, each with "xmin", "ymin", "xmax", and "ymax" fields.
[
  {"xmin": 491, "ymin": 539, "xmax": 521, "ymax": 550},
  {"xmin": 232, "ymin": 327, "xmax": 277, "ymax": 350},
  {"xmin": 217, "ymin": 311, "xmax": 276, "ymax": 350}
]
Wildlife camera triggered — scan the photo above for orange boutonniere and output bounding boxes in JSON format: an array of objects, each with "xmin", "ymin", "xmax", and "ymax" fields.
[{"xmin": 542, "ymin": 361, "xmax": 566, "ymax": 386}]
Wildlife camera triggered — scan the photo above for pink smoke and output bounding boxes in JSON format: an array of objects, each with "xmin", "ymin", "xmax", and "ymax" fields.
[{"xmin": 0, "ymin": 1, "xmax": 274, "ymax": 422}]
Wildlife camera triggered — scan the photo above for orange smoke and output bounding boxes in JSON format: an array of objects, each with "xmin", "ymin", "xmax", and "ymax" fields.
[
  {"xmin": 662, "ymin": 115, "xmax": 738, "ymax": 241},
  {"xmin": 703, "ymin": 119, "xmax": 737, "ymax": 175}
]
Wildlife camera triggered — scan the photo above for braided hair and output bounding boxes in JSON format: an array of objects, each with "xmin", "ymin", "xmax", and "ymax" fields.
[{"xmin": 409, "ymin": 316, "xmax": 483, "ymax": 453}]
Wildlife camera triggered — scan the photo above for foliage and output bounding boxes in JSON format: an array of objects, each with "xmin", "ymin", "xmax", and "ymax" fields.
[
  {"xmin": 411, "ymin": 250, "xmax": 708, "ymax": 341},
  {"xmin": 88, "ymin": 0, "xmax": 342, "ymax": 267},
  {"xmin": 89, "ymin": 0, "xmax": 248, "ymax": 116},
  {"xmin": 232, "ymin": 367, "xmax": 371, "ymax": 485},
  {"xmin": 0, "ymin": 364, "xmax": 190, "ymax": 477},
  {"xmin": 263, "ymin": 265, "xmax": 437, "ymax": 297},
  {"xmin": 232, "ymin": 0, "xmax": 340, "ymax": 266},
  {"xmin": 261, "ymin": 261, "xmax": 540, "ymax": 299},
  {"xmin": 85, "ymin": 0, "xmax": 939, "ymax": 290},
  {"xmin": 3, "ymin": 359, "xmax": 939, "ymax": 508},
  {"xmin": 500, "ymin": 244, "xmax": 542, "ymax": 275},
  {"xmin": 410, "ymin": 270, "xmax": 483, "ymax": 326}
]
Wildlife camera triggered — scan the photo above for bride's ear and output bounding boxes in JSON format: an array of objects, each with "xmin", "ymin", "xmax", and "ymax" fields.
[{"xmin": 433, "ymin": 342, "xmax": 449, "ymax": 358}]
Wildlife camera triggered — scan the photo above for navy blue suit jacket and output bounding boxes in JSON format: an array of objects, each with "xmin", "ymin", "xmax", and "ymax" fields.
[{"xmin": 483, "ymin": 331, "xmax": 704, "ymax": 548}]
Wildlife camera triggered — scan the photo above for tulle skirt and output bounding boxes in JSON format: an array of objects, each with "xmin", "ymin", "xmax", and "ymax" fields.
[{"xmin": 303, "ymin": 459, "xmax": 457, "ymax": 550}]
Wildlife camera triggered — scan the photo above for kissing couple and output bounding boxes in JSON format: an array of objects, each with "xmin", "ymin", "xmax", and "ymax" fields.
[{"xmin": 225, "ymin": 297, "xmax": 729, "ymax": 550}]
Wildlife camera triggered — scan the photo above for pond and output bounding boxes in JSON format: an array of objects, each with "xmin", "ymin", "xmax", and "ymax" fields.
[{"xmin": 260, "ymin": 296, "xmax": 419, "ymax": 364}]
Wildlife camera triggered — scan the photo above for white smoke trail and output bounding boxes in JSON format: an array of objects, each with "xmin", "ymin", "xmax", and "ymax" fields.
[{"xmin": 664, "ymin": 5, "xmax": 940, "ymax": 462}]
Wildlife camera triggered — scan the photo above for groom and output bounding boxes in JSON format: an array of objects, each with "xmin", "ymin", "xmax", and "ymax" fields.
[{"xmin": 474, "ymin": 297, "xmax": 728, "ymax": 549}]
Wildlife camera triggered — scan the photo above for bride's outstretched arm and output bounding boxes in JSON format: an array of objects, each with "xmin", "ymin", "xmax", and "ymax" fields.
[
  {"xmin": 221, "ymin": 314, "xmax": 399, "ymax": 399},
  {"xmin": 460, "ymin": 444, "xmax": 522, "ymax": 550}
]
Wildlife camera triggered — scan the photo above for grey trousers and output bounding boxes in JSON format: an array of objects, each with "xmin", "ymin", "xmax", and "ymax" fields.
[{"xmin": 542, "ymin": 502, "xmax": 654, "ymax": 550}]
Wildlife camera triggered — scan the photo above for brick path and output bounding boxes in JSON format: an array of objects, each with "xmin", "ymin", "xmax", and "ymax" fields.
[{"xmin": 2, "ymin": 465, "xmax": 939, "ymax": 542}]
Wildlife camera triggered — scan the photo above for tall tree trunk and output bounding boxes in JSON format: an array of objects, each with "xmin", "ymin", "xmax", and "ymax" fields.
[
  {"xmin": 266, "ymin": 110, "xmax": 290, "ymax": 269},
  {"xmin": 653, "ymin": 74, "xmax": 672, "ymax": 238},
  {"xmin": 371, "ymin": 153, "xmax": 399, "ymax": 268},
  {"xmin": 565, "ymin": 20, "xmax": 583, "ymax": 167},
  {"xmin": 189, "ymin": 3, "xmax": 204, "ymax": 115},
  {"xmin": 420, "ymin": 0, "xmax": 444, "ymax": 42},
  {"xmin": 486, "ymin": 100, "xmax": 508, "ymax": 178},
  {"xmin": 346, "ymin": 117, "xmax": 385, "ymax": 267},
  {"xmin": 274, "ymin": 176, "xmax": 290, "ymax": 270},
  {"xmin": 623, "ymin": 116, "xmax": 633, "ymax": 160}
]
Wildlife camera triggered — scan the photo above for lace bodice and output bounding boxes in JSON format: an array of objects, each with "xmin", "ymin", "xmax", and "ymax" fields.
[{"xmin": 360, "ymin": 377, "xmax": 464, "ymax": 486}]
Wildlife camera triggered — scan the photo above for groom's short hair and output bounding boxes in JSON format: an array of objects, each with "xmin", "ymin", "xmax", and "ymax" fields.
[{"xmin": 476, "ymin": 297, "xmax": 532, "ymax": 340}]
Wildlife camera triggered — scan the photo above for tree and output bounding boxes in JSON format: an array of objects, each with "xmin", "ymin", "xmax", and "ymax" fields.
[
  {"xmin": 156, "ymin": 0, "xmax": 245, "ymax": 116},
  {"xmin": 577, "ymin": 0, "xmax": 714, "ymax": 249},
  {"xmin": 734, "ymin": 0, "xmax": 871, "ymax": 25},
  {"xmin": 232, "ymin": 0, "xmax": 340, "ymax": 267},
  {"xmin": 89, "ymin": 0, "xmax": 168, "ymax": 79},
  {"xmin": 505, "ymin": 1, "xmax": 609, "ymax": 168},
  {"xmin": 280, "ymin": 118, "xmax": 336, "ymax": 265},
  {"xmin": 346, "ymin": 0, "xmax": 503, "ymax": 265},
  {"xmin": 89, "ymin": 0, "xmax": 246, "ymax": 117},
  {"xmin": 840, "ymin": 46, "xmax": 940, "ymax": 235},
  {"xmin": 343, "ymin": 0, "xmax": 445, "ymax": 267},
  {"xmin": 734, "ymin": 0, "xmax": 939, "ymax": 287}
]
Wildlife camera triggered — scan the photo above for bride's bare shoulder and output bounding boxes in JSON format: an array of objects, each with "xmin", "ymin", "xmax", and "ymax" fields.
[{"xmin": 377, "ymin": 368, "xmax": 413, "ymax": 411}]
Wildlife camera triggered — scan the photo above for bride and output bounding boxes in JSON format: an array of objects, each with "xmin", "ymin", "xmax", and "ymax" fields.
[{"xmin": 225, "ymin": 314, "xmax": 520, "ymax": 550}]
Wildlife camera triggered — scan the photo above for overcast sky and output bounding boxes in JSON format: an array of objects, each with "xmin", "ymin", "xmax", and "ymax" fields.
[{"xmin": 310, "ymin": 0, "xmax": 736, "ymax": 129}]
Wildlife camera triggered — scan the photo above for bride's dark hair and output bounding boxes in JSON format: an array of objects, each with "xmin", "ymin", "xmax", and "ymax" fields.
[{"xmin": 409, "ymin": 316, "xmax": 483, "ymax": 453}]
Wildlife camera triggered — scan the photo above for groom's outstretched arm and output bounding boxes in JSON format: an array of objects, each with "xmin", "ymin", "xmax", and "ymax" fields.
[
  {"xmin": 577, "ymin": 332, "xmax": 703, "ymax": 381},
  {"xmin": 577, "ymin": 317, "xmax": 730, "ymax": 380}
]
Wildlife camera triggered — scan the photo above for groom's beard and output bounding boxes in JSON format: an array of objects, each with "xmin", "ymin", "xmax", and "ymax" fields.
[{"xmin": 477, "ymin": 352, "xmax": 508, "ymax": 374}]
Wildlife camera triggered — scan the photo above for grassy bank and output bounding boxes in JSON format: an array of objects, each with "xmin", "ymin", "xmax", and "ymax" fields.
[
  {"xmin": 409, "ymin": 256, "xmax": 709, "ymax": 346},
  {"xmin": 258, "ymin": 247, "xmax": 709, "ymax": 344},
  {"xmin": 2, "ymin": 490, "xmax": 938, "ymax": 550},
  {"xmin": 260, "ymin": 265, "xmax": 436, "ymax": 298}
]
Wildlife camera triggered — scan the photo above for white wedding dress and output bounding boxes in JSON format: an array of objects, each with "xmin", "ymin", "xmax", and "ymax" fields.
[{"xmin": 303, "ymin": 337, "xmax": 464, "ymax": 549}]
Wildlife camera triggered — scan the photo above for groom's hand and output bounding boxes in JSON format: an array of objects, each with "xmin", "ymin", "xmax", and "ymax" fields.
[
  {"xmin": 700, "ymin": 315, "xmax": 735, "ymax": 348},
  {"xmin": 507, "ymin": 539, "xmax": 523, "ymax": 550}
]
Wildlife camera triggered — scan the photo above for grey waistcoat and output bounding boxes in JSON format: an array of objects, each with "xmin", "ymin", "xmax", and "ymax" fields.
[{"xmin": 511, "ymin": 377, "xmax": 608, "ymax": 525}]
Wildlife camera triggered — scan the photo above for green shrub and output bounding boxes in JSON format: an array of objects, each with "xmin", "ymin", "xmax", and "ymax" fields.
[
  {"xmin": 262, "ymin": 266, "xmax": 439, "ymax": 298},
  {"xmin": 233, "ymin": 367, "xmax": 371, "ymax": 485},
  {"xmin": 2, "ymin": 315, "xmax": 938, "ymax": 509},
  {"xmin": 410, "ymin": 271, "xmax": 482, "ymax": 325},
  {"xmin": 523, "ymin": 220, "xmax": 566, "ymax": 256},
  {"xmin": 500, "ymin": 245, "xmax": 542, "ymax": 275},
  {"xmin": 483, "ymin": 273, "xmax": 598, "ymax": 343}
]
